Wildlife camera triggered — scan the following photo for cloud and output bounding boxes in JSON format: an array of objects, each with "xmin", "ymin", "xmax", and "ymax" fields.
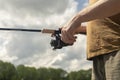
[
  {"xmin": 0, "ymin": 0, "xmax": 76, "ymax": 17},
  {"xmin": 0, "ymin": 0, "xmax": 91, "ymax": 72},
  {"xmin": 50, "ymin": 35, "xmax": 92, "ymax": 71}
]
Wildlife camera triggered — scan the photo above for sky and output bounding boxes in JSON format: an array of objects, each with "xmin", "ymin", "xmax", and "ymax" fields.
[{"xmin": 0, "ymin": 0, "xmax": 92, "ymax": 72}]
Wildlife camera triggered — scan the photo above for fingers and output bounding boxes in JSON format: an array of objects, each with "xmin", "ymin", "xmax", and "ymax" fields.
[{"xmin": 61, "ymin": 27, "xmax": 77, "ymax": 44}]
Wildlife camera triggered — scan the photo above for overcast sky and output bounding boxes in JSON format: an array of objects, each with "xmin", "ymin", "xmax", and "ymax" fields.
[{"xmin": 0, "ymin": 0, "xmax": 91, "ymax": 72}]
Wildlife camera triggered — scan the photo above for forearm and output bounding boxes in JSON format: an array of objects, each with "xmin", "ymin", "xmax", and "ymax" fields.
[
  {"xmin": 69, "ymin": 0, "xmax": 120, "ymax": 29},
  {"xmin": 78, "ymin": 0, "xmax": 120, "ymax": 21},
  {"xmin": 61, "ymin": 0, "xmax": 120, "ymax": 43},
  {"xmin": 75, "ymin": 26, "xmax": 87, "ymax": 35}
]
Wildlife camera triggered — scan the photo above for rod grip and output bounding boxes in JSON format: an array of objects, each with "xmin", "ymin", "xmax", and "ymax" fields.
[{"xmin": 42, "ymin": 29, "xmax": 55, "ymax": 33}]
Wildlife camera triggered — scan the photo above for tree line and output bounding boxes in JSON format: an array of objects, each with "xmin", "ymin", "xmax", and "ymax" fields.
[{"xmin": 0, "ymin": 60, "xmax": 91, "ymax": 80}]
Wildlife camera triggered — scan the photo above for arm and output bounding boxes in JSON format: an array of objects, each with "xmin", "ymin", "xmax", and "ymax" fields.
[
  {"xmin": 75, "ymin": 26, "xmax": 86, "ymax": 35},
  {"xmin": 61, "ymin": 0, "xmax": 120, "ymax": 44},
  {"xmin": 69, "ymin": 0, "xmax": 120, "ymax": 30}
]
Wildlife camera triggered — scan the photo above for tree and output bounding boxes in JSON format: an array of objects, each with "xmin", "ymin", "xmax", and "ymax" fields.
[
  {"xmin": 67, "ymin": 71, "xmax": 77, "ymax": 80},
  {"xmin": 0, "ymin": 60, "xmax": 92, "ymax": 80},
  {"xmin": 67, "ymin": 69, "xmax": 92, "ymax": 80},
  {"xmin": 0, "ymin": 60, "xmax": 18, "ymax": 80},
  {"xmin": 37, "ymin": 67, "xmax": 67, "ymax": 80},
  {"xmin": 76, "ymin": 69, "xmax": 92, "ymax": 80},
  {"xmin": 17, "ymin": 65, "xmax": 38, "ymax": 80},
  {"xmin": 48, "ymin": 68, "xmax": 67, "ymax": 80},
  {"xmin": 37, "ymin": 67, "xmax": 50, "ymax": 80}
]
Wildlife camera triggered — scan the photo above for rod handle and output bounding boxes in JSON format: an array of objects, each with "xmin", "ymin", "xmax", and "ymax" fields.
[{"xmin": 42, "ymin": 29, "xmax": 55, "ymax": 34}]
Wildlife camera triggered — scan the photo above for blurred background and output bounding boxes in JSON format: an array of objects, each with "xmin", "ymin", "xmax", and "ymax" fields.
[{"xmin": 0, "ymin": 0, "xmax": 92, "ymax": 72}]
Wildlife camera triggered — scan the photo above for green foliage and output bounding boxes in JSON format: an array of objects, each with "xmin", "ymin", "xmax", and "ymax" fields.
[
  {"xmin": 17, "ymin": 65, "xmax": 38, "ymax": 80},
  {"xmin": 67, "ymin": 69, "xmax": 92, "ymax": 80},
  {"xmin": 37, "ymin": 67, "xmax": 50, "ymax": 80},
  {"xmin": 48, "ymin": 68, "xmax": 67, "ymax": 80},
  {"xmin": 0, "ymin": 60, "xmax": 92, "ymax": 80},
  {"xmin": 0, "ymin": 61, "xmax": 18, "ymax": 80},
  {"xmin": 37, "ymin": 67, "xmax": 67, "ymax": 80}
]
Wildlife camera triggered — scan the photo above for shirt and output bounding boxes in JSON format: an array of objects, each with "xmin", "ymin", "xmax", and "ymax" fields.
[{"xmin": 87, "ymin": 0, "xmax": 120, "ymax": 60}]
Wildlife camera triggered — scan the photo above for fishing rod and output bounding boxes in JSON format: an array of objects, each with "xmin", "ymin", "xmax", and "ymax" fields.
[
  {"xmin": 0, "ymin": 27, "xmax": 71, "ymax": 50},
  {"xmin": 0, "ymin": 28, "xmax": 42, "ymax": 32}
]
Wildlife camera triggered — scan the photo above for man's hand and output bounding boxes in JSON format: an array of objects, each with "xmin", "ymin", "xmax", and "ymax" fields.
[
  {"xmin": 61, "ymin": 26, "xmax": 77, "ymax": 44},
  {"xmin": 61, "ymin": 24, "xmax": 86, "ymax": 44}
]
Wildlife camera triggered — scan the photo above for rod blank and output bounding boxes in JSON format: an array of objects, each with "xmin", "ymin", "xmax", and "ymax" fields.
[{"xmin": 0, "ymin": 28, "xmax": 42, "ymax": 32}]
